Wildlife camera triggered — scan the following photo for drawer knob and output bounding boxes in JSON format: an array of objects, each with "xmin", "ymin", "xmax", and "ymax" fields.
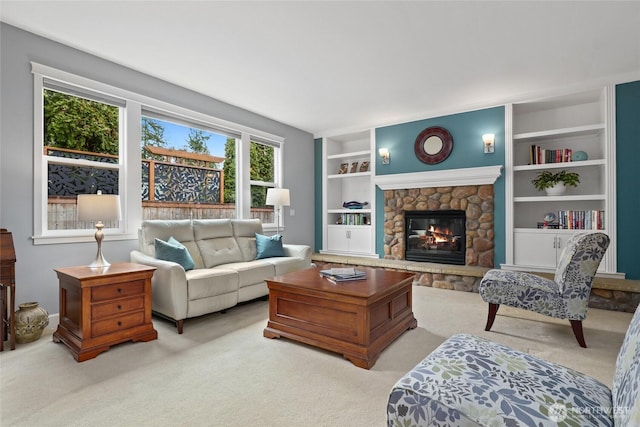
[
  {"xmin": 117, "ymin": 288, "xmax": 122, "ymax": 294},
  {"xmin": 117, "ymin": 304, "xmax": 122, "ymax": 310},
  {"xmin": 117, "ymin": 321, "xmax": 122, "ymax": 327}
]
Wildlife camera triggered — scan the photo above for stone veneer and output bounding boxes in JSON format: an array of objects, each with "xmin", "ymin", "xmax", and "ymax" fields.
[{"xmin": 383, "ymin": 185, "xmax": 495, "ymax": 268}]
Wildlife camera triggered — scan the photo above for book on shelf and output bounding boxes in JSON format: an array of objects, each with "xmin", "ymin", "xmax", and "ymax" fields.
[
  {"xmin": 340, "ymin": 212, "xmax": 367, "ymax": 225},
  {"xmin": 529, "ymin": 145, "xmax": 573, "ymax": 165},
  {"xmin": 320, "ymin": 268, "xmax": 367, "ymax": 283},
  {"xmin": 537, "ymin": 210, "xmax": 604, "ymax": 230},
  {"xmin": 537, "ymin": 222, "xmax": 561, "ymax": 229}
]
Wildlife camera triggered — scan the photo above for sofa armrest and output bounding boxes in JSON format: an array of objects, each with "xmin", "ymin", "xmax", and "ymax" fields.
[
  {"xmin": 130, "ymin": 250, "xmax": 189, "ymax": 322},
  {"xmin": 283, "ymin": 244, "xmax": 312, "ymax": 265}
]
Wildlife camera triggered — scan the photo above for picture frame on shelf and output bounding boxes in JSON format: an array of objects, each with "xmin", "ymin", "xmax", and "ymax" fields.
[
  {"xmin": 350, "ymin": 162, "xmax": 359, "ymax": 173},
  {"xmin": 338, "ymin": 163, "xmax": 348, "ymax": 174},
  {"xmin": 359, "ymin": 161, "xmax": 370, "ymax": 172}
]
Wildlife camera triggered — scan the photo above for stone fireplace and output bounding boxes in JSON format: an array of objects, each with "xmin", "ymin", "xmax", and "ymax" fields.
[{"xmin": 375, "ymin": 166, "xmax": 503, "ymax": 269}]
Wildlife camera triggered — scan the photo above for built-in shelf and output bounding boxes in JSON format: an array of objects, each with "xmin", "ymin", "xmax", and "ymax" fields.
[
  {"xmin": 513, "ymin": 123, "xmax": 605, "ymax": 141},
  {"xmin": 513, "ymin": 159, "xmax": 605, "ymax": 171},
  {"xmin": 514, "ymin": 194, "xmax": 606, "ymax": 202},
  {"xmin": 506, "ymin": 86, "xmax": 616, "ymax": 274},
  {"xmin": 327, "ymin": 171, "xmax": 372, "ymax": 179},
  {"xmin": 327, "ymin": 150, "xmax": 370, "ymax": 160},
  {"xmin": 321, "ymin": 129, "xmax": 377, "ymax": 257}
]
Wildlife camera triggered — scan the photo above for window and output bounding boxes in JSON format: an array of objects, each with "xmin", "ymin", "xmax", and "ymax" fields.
[
  {"xmin": 140, "ymin": 114, "xmax": 235, "ymax": 220},
  {"xmin": 249, "ymin": 140, "xmax": 278, "ymax": 225},
  {"xmin": 39, "ymin": 84, "xmax": 124, "ymax": 237},
  {"xmin": 32, "ymin": 63, "xmax": 286, "ymax": 244}
]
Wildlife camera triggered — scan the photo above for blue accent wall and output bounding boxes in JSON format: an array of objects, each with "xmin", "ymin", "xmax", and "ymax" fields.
[
  {"xmin": 375, "ymin": 107, "xmax": 506, "ymax": 265},
  {"xmin": 616, "ymin": 81, "xmax": 640, "ymax": 279}
]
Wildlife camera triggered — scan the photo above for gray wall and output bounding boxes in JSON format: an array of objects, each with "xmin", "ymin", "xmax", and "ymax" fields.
[{"xmin": 0, "ymin": 23, "xmax": 315, "ymax": 314}]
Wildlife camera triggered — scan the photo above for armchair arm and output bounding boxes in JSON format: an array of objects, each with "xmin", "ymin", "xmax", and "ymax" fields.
[
  {"xmin": 283, "ymin": 244, "xmax": 312, "ymax": 266},
  {"xmin": 130, "ymin": 250, "xmax": 189, "ymax": 322}
]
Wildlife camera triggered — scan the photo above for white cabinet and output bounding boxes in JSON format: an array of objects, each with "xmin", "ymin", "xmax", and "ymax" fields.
[
  {"xmin": 320, "ymin": 129, "xmax": 377, "ymax": 257},
  {"xmin": 504, "ymin": 87, "xmax": 616, "ymax": 274},
  {"xmin": 513, "ymin": 229, "xmax": 607, "ymax": 272},
  {"xmin": 327, "ymin": 225, "xmax": 372, "ymax": 254}
]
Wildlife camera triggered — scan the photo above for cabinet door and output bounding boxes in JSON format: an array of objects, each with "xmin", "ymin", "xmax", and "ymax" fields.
[
  {"xmin": 347, "ymin": 227, "xmax": 372, "ymax": 254},
  {"xmin": 327, "ymin": 226, "xmax": 350, "ymax": 252},
  {"xmin": 514, "ymin": 232, "xmax": 557, "ymax": 268}
]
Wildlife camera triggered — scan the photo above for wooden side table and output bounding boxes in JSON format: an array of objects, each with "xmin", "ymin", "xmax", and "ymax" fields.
[
  {"xmin": 53, "ymin": 262, "xmax": 157, "ymax": 362},
  {"xmin": 1, "ymin": 228, "xmax": 16, "ymax": 351}
]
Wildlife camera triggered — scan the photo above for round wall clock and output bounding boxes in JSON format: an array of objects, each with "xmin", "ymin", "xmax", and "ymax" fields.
[{"xmin": 414, "ymin": 126, "xmax": 454, "ymax": 164}]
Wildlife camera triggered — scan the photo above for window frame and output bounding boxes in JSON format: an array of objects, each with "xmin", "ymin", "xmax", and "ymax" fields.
[
  {"xmin": 248, "ymin": 138, "xmax": 284, "ymax": 228},
  {"xmin": 31, "ymin": 62, "xmax": 285, "ymax": 245}
]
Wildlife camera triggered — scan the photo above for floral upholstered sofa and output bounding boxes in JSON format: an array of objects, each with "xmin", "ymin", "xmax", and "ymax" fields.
[{"xmin": 387, "ymin": 302, "xmax": 640, "ymax": 426}]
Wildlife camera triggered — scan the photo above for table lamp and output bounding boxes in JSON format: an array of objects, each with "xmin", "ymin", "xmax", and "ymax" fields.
[
  {"xmin": 266, "ymin": 188, "xmax": 290, "ymax": 236},
  {"xmin": 77, "ymin": 191, "xmax": 122, "ymax": 268}
]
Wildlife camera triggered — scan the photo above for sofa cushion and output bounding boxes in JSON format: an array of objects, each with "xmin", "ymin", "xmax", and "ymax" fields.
[
  {"xmin": 185, "ymin": 268, "xmax": 238, "ymax": 300},
  {"xmin": 140, "ymin": 220, "xmax": 194, "ymax": 256},
  {"xmin": 193, "ymin": 219, "xmax": 243, "ymax": 267},
  {"xmin": 232, "ymin": 219, "xmax": 263, "ymax": 261},
  {"xmin": 217, "ymin": 260, "xmax": 275, "ymax": 288},
  {"xmin": 255, "ymin": 233, "xmax": 285, "ymax": 259},
  {"xmin": 154, "ymin": 237, "xmax": 195, "ymax": 271}
]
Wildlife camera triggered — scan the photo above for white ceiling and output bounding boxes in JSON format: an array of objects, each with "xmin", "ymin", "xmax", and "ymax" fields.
[{"xmin": 2, "ymin": 1, "xmax": 639, "ymax": 136}]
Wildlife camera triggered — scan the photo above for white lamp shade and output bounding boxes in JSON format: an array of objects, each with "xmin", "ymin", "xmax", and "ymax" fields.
[
  {"xmin": 77, "ymin": 194, "xmax": 122, "ymax": 222},
  {"xmin": 266, "ymin": 188, "xmax": 290, "ymax": 206}
]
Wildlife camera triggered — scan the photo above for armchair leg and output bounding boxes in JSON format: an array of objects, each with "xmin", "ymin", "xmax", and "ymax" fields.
[
  {"xmin": 570, "ymin": 320, "xmax": 587, "ymax": 348},
  {"xmin": 176, "ymin": 319, "xmax": 184, "ymax": 334},
  {"xmin": 485, "ymin": 303, "xmax": 499, "ymax": 331}
]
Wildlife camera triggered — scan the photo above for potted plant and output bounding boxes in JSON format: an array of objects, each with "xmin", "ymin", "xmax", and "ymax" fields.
[{"xmin": 531, "ymin": 170, "xmax": 580, "ymax": 195}]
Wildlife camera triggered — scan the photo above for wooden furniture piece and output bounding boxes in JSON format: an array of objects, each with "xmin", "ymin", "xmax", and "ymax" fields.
[
  {"xmin": 1, "ymin": 229, "xmax": 16, "ymax": 351},
  {"xmin": 53, "ymin": 262, "xmax": 157, "ymax": 362},
  {"xmin": 263, "ymin": 267, "xmax": 416, "ymax": 369}
]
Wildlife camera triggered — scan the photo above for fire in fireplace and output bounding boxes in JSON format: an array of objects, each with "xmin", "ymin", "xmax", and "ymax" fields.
[{"xmin": 405, "ymin": 210, "xmax": 466, "ymax": 265}]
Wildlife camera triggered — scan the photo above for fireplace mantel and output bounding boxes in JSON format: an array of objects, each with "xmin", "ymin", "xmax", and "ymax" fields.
[{"xmin": 374, "ymin": 165, "xmax": 502, "ymax": 190}]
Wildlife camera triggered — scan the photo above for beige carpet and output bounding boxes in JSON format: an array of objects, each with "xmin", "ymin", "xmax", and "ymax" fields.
[{"xmin": 0, "ymin": 286, "xmax": 633, "ymax": 427}]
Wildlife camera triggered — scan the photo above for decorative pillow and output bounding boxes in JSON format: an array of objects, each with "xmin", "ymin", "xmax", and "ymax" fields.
[
  {"xmin": 255, "ymin": 233, "xmax": 285, "ymax": 259},
  {"xmin": 154, "ymin": 237, "xmax": 195, "ymax": 271}
]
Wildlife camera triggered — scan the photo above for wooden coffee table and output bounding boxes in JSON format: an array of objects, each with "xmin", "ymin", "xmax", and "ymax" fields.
[{"xmin": 263, "ymin": 267, "xmax": 417, "ymax": 369}]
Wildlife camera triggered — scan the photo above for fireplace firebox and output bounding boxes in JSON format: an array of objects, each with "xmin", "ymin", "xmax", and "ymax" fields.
[{"xmin": 405, "ymin": 210, "xmax": 466, "ymax": 265}]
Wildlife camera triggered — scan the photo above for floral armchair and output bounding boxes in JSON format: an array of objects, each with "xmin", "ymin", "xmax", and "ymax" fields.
[
  {"xmin": 478, "ymin": 232, "xmax": 610, "ymax": 347},
  {"xmin": 387, "ymin": 302, "xmax": 640, "ymax": 427}
]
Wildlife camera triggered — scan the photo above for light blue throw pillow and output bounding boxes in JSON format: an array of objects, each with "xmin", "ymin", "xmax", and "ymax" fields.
[
  {"xmin": 255, "ymin": 233, "xmax": 285, "ymax": 259},
  {"xmin": 154, "ymin": 237, "xmax": 195, "ymax": 271}
]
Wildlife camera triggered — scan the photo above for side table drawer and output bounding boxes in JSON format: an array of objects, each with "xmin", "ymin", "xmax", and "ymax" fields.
[
  {"xmin": 92, "ymin": 311, "xmax": 145, "ymax": 337},
  {"xmin": 92, "ymin": 296, "xmax": 144, "ymax": 319},
  {"xmin": 91, "ymin": 280, "xmax": 145, "ymax": 302}
]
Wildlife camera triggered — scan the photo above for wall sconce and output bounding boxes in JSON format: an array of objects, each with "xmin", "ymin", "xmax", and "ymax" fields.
[
  {"xmin": 482, "ymin": 134, "xmax": 495, "ymax": 154},
  {"xmin": 379, "ymin": 148, "xmax": 390, "ymax": 164}
]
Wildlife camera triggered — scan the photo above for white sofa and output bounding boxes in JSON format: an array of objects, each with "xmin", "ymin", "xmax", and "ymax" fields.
[{"xmin": 130, "ymin": 218, "xmax": 312, "ymax": 333}]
